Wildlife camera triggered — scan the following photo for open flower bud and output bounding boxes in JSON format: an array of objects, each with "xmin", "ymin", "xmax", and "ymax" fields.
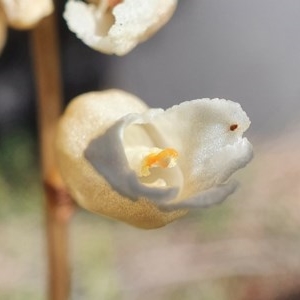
[
  {"xmin": 56, "ymin": 89, "xmax": 253, "ymax": 229},
  {"xmin": 63, "ymin": 0, "xmax": 177, "ymax": 55},
  {"xmin": 0, "ymin": 0, "xmax": 53, "ymax": 29}
]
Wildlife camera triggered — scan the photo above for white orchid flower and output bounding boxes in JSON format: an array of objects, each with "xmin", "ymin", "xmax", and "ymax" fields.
[
  {"xmin": 0, "ymin": 0, "xmax": 53, "ymax": 54},
  {"xmin": 56, "ymin": 89, "xmax": 253, "ymax": 229},
  {"xmin": 63, "ymin": 0, "xmax": 177, "ymax": 55}
]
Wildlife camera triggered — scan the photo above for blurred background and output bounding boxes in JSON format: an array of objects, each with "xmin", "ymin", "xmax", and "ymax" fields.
[{"xmin": 0, "ymin": 0, "xmax": 300, "ymax": 299}]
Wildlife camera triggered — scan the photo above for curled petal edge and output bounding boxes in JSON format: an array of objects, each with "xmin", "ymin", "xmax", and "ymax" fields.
[
  {"xmin": 161, "ymin": 180, "xmax": 239, "ymax": 211},
  {"xmin": 64, "ymin": 0, "xmax": 177, "ymax": 55},
  {"xmin": 84, "ymin": 113, "xmax": 180, "ymax": 203}
]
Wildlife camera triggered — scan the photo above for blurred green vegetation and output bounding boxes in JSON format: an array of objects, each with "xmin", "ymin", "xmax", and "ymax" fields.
[
  {"xmin": 1, "ymin": 129, "xmax": 299, "ymax": 300},
  {"xmin": 0, "ymin": 129, "xmax": 44, "ymax": 300},
  {"xmin": 0, "ymin": 128, "xmax": 42, "ymax": 218},
  {"xmin": 0, "ymin": 128, "xmax": 234, "ymax": 300}
]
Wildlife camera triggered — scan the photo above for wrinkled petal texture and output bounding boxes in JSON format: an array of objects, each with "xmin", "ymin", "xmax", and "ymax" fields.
[
  {"xmin": 84, "ymin": 97, "xmax": 253, "ymax": 210},
  {"xmin": 64, "ymin": 0, "xmax": 177, "ymax": 55},
  {"xmin": 56, "ymin": 90, "xmax": 253, "ymax": 228},
  {"xmin": 144, "ymin": 99, "xmax": 253, "ymax": 201},
  {"xmin": 1, "ymin": 0, "xmax": 53, "ymax": 29},
  {"xmin": 56, "ymin": 90, "xmax": 187, "ymax": 229}
]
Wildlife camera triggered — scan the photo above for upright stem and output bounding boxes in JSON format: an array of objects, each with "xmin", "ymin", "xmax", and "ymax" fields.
[{"xmin": 31, "ymin": 11, "xmax": 73, "ymax": 300}]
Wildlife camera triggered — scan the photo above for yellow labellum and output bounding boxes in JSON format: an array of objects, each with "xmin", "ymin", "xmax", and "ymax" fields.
[{"xmin": 141, "ymin": 148, "xmax": 178, "ymax": 177}]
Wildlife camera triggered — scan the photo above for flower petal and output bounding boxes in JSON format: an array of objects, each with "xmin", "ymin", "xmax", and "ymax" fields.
[
  {"xmin": 64, "ymin": 0, "xmax": 177, "ymax": 55},
  {"xmin": 142, "ymin": 98, "xmax": 253, "ymax": 200},
  {"xmin": 1, "ymin": 0, "xmax": 53, "ymax": 29},
  {"xmin": 56, "ymin": 90, "xmax": 252, "ymax": 227},
  {"xmin": 56, "ymin": 90, "xmax": 187, "ymax": 228},
  {"xmin": 84, "ymin": 113, "xmax": 180, "ymax": 203},
  {"xmin": 163, "ymin": 180, "xmax": 238, "ymax": 210}
]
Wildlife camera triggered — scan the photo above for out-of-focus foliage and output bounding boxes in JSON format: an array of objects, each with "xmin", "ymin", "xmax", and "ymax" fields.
[
  {"xmin": 0, "ymin": 129, "xmax": 42, "ymax": 217},
  {"xmin": 1, "ymin": 0, "xmax": 300, "ymax": 299},
  {"xmin": 1, "ymin": 127, "xmax": 300, "ymax": 299}
]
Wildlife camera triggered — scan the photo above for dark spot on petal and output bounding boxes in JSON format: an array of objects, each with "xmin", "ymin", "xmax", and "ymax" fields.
[{"xmin": 230, "ymin": 124, "xmax": 238, "ymax": 131}]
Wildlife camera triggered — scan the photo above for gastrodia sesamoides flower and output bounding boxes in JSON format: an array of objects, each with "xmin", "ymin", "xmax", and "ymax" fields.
[
  {"xmin": 63, "ymin": 0, "xmax": 177, "ymax": 55},
  {"xmin": 0, "ymin": 0, "xmax": 53, "ymax": 29},
  {"xmin": 56, "ymin": 89, "xmax": 253, "ymax": 229}
]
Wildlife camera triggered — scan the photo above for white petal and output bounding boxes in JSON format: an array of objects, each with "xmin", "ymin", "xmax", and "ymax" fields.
[
  {"xmin": 56, "ymin": 90, "xmax": 252, "ymax": 227},
  {"xmin": 142, "ymin": 98, "xmax": 253, "ymax": 201},
  {"xmin": 84, "ymin": 97, "xmax": 252, "ymax": 209},
  {"xmin": 110, "ymin": 0, "xmax": 177, "ymax": 54},
  {"xmin": 165, "ymin": 180, "xmax": 239, "ymax": 210},
  {"xmin": 56, "ymin": 89, "xmax": 187, "ymax": 228},
  {"xmin": 64, "ymin": 0, "xmax": 114, "ymax": 54},
  {"xmin": 84, "ymin": 113, "xmax": 180, "ymax": 203},
  {"xmin": 56, "ymin": 89, "xmax": 148, "ymax": 154},
  {"xmin": 1, "ymin": 0, "xmax": 53, "ymax": 29},
  {"xmin": 64, "ymin": 0, "xmax": 177, "ymax": 55}
]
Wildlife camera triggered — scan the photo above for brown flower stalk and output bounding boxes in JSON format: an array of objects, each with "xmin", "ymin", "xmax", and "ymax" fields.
[
  {"xmin": 108, "ymin": 0, "xmax": 122, "ymax": 8},
  {"xmin": 31, "ymin": 10, "xmax": 74, "ymax": 300}
]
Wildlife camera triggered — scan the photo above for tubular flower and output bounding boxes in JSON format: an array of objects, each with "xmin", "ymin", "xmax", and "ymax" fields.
[
  {"xmin": 0, "ymin": 0, "xmax": 53, "ymax": 53},
  {"xmin": 56, "ymin": 89, "xmax": 253, "ymax": 229},
  {"xmin": 63, "ymin": 0, "xmax": 177, "ymax": 55}
]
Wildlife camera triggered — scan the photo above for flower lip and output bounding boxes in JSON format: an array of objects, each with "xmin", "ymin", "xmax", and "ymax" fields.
[
  {"xmin": 125, "ymin": 146, "xmax": 179, "ymax": 178},
  {"xmin": 56, "ymin": 90, "xmax": 253, "ymax": 227},
  {"xmin": 84, "ymin": 113, "xmax": 181, "ymax": 203},
  {"xmin": 84, "ymin": 97, "xmax": 253, "ymax": 210},
  {"xmin": 142, "ymin": 147, "xmax": 179, "ymax": 176}
]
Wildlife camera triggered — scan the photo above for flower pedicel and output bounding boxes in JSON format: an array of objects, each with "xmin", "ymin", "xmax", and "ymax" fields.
[{"xmin": 56, "ymin": 89, "xmax": 253, "ymax": 229}]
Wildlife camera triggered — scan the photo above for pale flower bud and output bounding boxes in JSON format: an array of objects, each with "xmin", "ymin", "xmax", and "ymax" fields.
[
  {"xmin": 63, "ymin": 0, "xmax": 178, "ymax": 55},
  {"xmin": 0, "ymin": 0, "xmax": 53, "ymax": 29},
  {"xmin": 56, "ymin": 89, "xmax": 253, "ymax": 229}
]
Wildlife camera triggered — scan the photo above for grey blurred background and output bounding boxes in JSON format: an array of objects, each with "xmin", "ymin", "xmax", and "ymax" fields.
[
  {"xmin": 106, "ymin": 0, "xmax": 300, "ymax": 137},
  {"xmin": 0, "ymin": 1, "xmax": 300, "ymax": 299},
  {"xmin": 1, "ymin": 0, "xmax": 300, "ymax": 137}
]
